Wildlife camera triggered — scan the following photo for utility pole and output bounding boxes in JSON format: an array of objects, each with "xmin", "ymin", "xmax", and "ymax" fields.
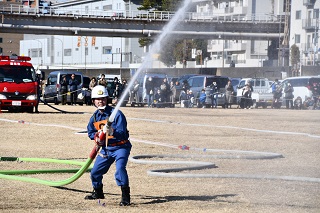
[
  {"xmin": 314, "ymin": 19, "xmax": 318, "ymax": 66},
  {"xmin": 183, "ymin": 39, "xmax": 187, "ymax": 68},
  {"xmin": 280, "ymin": 0, "xmax": 290, "ymax": 67}
]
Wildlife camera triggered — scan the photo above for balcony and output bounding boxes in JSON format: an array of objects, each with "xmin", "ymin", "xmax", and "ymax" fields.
[
  {"xmin": 303, "ymin": 0, "xmax": 316, "ymax": 8},
  {"xmin": 207, "ymin": 41, "xmax": 246, "ymax": 52},
  {"xmin": 207, "ymin": 43, "xmax": 224, "ymax": 52},
  {"xmin": 302, "ymin": 19, "xmax": 318, "ymax": 31}
]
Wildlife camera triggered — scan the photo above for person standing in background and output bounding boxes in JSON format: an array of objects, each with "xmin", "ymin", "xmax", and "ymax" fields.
[
  {"xmin": 69, "ymin": 73, "xmax": 79, "ymax": 106},
  {"xmin": 170, "ymin": 81, "xmax": 176, "ymax": 104},
  {"xmin": 199, "ymin": 89, "xmax": 206, "ymax": 108},
  {"xmin": 225, "ymin": 80, "xmax": 234, "ymax": 109},
  {"xmin": 35, "ymin": 69, "xmax": 42, "ymax": 113},
  {"xmin": 129, "ymin": 80, "xmax": 140, "ymax": 104},
  {"xmin": 160, "ymin": 78, "xmax": 170, "ymax": 103},
  {"xmin": 145, "ymin": 77, "xmax": 154, "ymax": 107},
  {"xmin": 271, "ymin": 79, "xmax": 281, "ymax": 109},
  {"xmin": 284, "ymin": 82, "xmax": 294, "ymax": 109},
  {"xmin": 98, "ymin": 74, "xmax": 107, "ymax": 88},
  {"xmin": 89, "ymin": 77, "xmax": 97, "ymax": 91},
  {"xmin": 60, "ymin": 75, "xmax": 68, "ymax": 105}
]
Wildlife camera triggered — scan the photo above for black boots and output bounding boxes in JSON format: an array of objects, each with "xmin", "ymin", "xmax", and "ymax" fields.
[
  {"xmin": 84, "ymin": 185, "xmax": 130, "ymax": 206},
  {"xmin": 119, "ymin": 186, "xmax": 130, "ymax": 206},
  {"xmin": 84, "ymin": 185, "xmax": 105, "ymax": 200}
]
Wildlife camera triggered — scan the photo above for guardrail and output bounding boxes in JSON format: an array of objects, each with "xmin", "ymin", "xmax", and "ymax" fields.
[{"xmin": 0, "ymin": 5, "xmax": 284, "ymax": 23}]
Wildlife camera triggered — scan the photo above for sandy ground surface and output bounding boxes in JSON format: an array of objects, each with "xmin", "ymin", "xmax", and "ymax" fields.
[{"xmin": 0, "ymin": 103, "xmax": 319, "ymax": 213}]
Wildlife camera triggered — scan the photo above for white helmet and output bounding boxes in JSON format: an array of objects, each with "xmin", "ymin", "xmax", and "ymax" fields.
[{"xmin": 91, "ymin": 85, "xmax": 109, "ymax": 99}]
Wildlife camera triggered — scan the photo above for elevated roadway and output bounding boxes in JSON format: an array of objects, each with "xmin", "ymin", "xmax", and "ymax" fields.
[{"xmin": 0, "ymin": 6, "xmax": 284, "ymax": 40}]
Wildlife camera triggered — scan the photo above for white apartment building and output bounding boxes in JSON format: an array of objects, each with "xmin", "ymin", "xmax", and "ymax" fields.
[
  {"xmin": 192, "ymin": 0, "xmax": 286, "ymax": 68},
  {"xmin": 20, "ymin": 0, "xmax": 145, "ymax": 70},
  {"xmin": 290, "ymin": 0, "xmax": 320, "ymax": 69}
]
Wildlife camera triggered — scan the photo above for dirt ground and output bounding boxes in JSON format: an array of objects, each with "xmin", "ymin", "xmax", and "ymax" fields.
[{"xmin": 0, "ymin": 103, "xmax": 319, "ymax": 213}]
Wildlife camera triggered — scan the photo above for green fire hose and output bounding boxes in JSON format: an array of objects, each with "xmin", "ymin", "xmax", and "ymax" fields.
[{"xmin": 0, "ymin": 146, "xmax": 99, "ymax": 187}]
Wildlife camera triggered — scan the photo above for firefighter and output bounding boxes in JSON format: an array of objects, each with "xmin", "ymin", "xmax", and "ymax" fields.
[{"xmin": 85, "ymin": 85, "xmax": 132, "ymax": 206}]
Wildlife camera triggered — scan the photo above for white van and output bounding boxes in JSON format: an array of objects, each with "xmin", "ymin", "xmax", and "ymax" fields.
[
  {"xmin": 43, "ymin": 71, "xmax": 85, "ymax": 105},
  {"xmin": 280, "ymin": 76, "xmax": 320, "ymax": 102},
  {"xmin": 236, "ymin": 78, "xmax": 272, "ymax": 94}
]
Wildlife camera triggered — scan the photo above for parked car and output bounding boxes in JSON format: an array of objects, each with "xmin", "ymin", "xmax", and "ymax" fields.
[
  {"xmin": 280, "ymin": 76, "xmax": 320, "ymax": 103},
  {"xmin": 43, "ymin": 71, "xmax": 85, "ymax": 105},
  {"xmin": 132, "ymin": 73, "xmax": 169, "ymax": 107},
  {"xmin": 187, "ymin": 75, "xmax": 229, "ymax": 108},
  {"xmin": 174, "ymin": 74, "xmax": 199, "ymax": 102},
  {"xmin": 236, "ymin": 78, "xmax": 275, "ymax": 108}
]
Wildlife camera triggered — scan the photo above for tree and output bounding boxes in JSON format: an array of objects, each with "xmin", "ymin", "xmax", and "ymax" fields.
[
  {"xmin": 138, "ymin": 37, "xmax": 153, "ymax": 48},
  {"xmin": 161, "ymin": 0, "xmax": 183, "ymax": 11},
  {"xmin": 138, "ymin": 0, "xmax": 162, "ymax": 10},
  {"xmin": 290, "ymin": 44, "xmax": 300, "ymax": 66},
  {"xmin": 193, "ymin": 39, "xmax": 209, "ymax": 65},
  {"xmin": 138, "ymin": 0, "xmax": 201, "ymax": 66},
  {"xmin": 290, "ymin": 44, "xmax": 300, "ymax": 76},
  {"xmin": 158, "ymin": 38, "xmax": 180, "ymax": 67},
  {"xmin": 173, "ymin": 39, "xmax": 195, "ymax": 63}
]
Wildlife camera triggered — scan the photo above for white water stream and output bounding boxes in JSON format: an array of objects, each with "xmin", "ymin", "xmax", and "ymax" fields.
[{"xmin": 109, "ymin": 0, "xmax": 192, "ymax": 122}]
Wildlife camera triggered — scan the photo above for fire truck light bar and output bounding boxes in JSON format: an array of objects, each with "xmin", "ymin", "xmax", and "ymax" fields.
[{"xmin": 0, "ymin": 56, "xmax": 31, "ymax": 61}]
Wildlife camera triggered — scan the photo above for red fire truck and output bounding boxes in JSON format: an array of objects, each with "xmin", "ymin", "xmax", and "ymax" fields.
[{"xmin": 0, "ymin": 55, "xmax": 39, "ymax": 113}]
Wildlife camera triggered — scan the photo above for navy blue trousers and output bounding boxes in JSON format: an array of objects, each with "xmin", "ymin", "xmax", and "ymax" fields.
[{"xmin": 90, "ymin": 145, "xmax": 131, "ymax": 189}]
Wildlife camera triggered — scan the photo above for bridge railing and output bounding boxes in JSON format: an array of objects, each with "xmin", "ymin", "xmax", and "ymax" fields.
[
  {"xmin": 0, "ymin": 5, "xmax": 175, "ymax": 19},
  {"xmin": 0, "ymin": 4, "xmax": 284, "ymax": 23}
]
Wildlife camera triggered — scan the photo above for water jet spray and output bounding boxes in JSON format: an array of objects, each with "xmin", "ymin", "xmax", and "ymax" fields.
[{"xmin": 109, "ymin": 0, "xmax": 193, "ymax": 122}]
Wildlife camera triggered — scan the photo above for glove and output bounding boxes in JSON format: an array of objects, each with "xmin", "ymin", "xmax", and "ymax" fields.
[
  {"xmin": 103, "ymin": 122, "xmax": 114, "ymax": 136},
  {"xmin": 94, "ymin": 130, "xmax": 106, "ymax": 146}
]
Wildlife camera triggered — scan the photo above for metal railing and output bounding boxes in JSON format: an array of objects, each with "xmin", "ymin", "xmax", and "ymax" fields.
[{"xmin": 0, "ymin": 4, "xmax": 284, "ymax": 24}]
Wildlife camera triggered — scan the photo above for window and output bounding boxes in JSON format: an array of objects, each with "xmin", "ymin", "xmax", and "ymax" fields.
[
  {"xmin": 0, "ymin": 66, "xmax": 35, "ymax": 82},
  {"xmin": 296, "ymin": 11, "xmax": 301, "ymax": 20},
  {"xmin": 295, "ymin": 34, "xmax": 301, "ymax": 44},
  {"xmin": 191, "ymin": 77, "xmax": 203, "ymax": 87},
  {"xmin": 103, "ymin": 46, "xmax": 112, "ymax": 54},
  {"xmin": 0, "ymin": 38, "xmax": 2, "ymax": 43},
  {"xmin": 47, "ymin": 75, "xmax": 57, "ymax": 85},
  {"xmin": 64, "ymin": 48, "xmax": 72, "ymax": 56},
  {"xmin": 30, "ymin": 48, "xmax": 42, "ymax": 57},
  {"xmin": 285, "ymin": 78, "xmax": 308, "ymax": 87},
  {"xmin": 239, "ymin": 80, "xmax": 246, "ymax": 88},
  {"xmin": 314, "ymin": 9, "xmax": 319, "ymax": 19},
  {"xmin": 103, "ymin": 5, "xmax": 112, "ymax": 11}
]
